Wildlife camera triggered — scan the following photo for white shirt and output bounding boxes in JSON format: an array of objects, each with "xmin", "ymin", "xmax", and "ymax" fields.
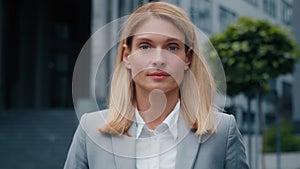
[{"xmin": 135, "ymin": 101, "xmax": 180, "ymax": 169}]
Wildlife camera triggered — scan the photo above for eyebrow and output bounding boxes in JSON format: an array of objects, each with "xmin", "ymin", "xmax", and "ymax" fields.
[{"xmin": 133, "ymin": 35, "xmax": 184, "ymax": 44}]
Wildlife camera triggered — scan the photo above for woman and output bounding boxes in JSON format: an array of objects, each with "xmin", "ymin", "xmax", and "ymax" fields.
[{"xmin": 64, "ymin": 2, "xmax": 249, "ymax": 169}]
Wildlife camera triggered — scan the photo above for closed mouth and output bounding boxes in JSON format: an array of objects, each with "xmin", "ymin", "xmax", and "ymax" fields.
[{"xmin": 148, "ymin": 72, "xmax": 170, "ymax": 76}]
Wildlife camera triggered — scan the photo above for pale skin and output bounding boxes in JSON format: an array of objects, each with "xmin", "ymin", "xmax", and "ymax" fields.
[{"xmin": 123, "ymin": 17, "xmax": 191, "ymax": 130}]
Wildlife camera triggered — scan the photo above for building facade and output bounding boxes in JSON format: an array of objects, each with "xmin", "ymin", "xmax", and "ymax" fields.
[{"xmin": 0, "ymin": 0, "xmax": 91, "ymax": 110}]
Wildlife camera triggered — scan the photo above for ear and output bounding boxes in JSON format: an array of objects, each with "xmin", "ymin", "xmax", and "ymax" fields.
[
  {"xmin": 122, "ymin": 44, "xmax": 131, "ymax": 69},
  {"xmin": 184, "ymin": 48, "xmax": 192, "ymax": 70}
]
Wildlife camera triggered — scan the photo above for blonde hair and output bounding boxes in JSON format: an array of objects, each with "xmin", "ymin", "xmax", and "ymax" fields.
[{"xmin": 99, "ymin": 2, "xmax": 216, "ymax": 136}]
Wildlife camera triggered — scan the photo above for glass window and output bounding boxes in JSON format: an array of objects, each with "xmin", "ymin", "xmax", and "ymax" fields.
[
  {"xmin": 281, "ymin": 81, "xmax": 292, "ymax": 115},
  {"xmin": 244, "ymin": 0, "xmax": 258, "ymax": 6},
  {"xmin": 219, "ymin": 6, "xmax": 237, "ymax": 32},
  {"xmin": 163, "ymin": 0, "xmax": 179, "ymax": 5},
  {"xmin": 263, "ymin": 0, "xmax": 277, "ymax": 17},
  {"xmin": 281, "ymin": 0, "xmax": 293, "ymax": 25},
  {"xmin": 190, "ymin": 0, "xmax": 212, "ymax": 34},
  {"xmin": 282, "ymin": 81, "xmax": 292, "ymax": 99}
]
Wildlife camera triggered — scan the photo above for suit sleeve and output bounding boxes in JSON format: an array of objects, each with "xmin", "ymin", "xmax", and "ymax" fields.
[
  {"xmin": 224, "ymin": 115, "xmax": 249, "ymax": 169},
  {"xmin": 63, "ymin": 114, "xmax": 89, "ymax": 169}
]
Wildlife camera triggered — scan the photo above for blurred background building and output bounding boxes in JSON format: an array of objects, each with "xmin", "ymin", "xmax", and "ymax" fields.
[{"xmin": 0, "ymin": 0, "xmax": 299, "ymax": 169}]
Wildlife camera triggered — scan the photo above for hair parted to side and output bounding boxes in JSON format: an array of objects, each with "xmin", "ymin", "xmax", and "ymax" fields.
[{"xmin": 98, "ymin": 2, "xmax": 216, "ymax": 136}]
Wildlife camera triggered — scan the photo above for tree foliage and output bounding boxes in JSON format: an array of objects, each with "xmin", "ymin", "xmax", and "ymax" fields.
[
  {"xmin": 263, "ymin": 119, "xmax": 300, "ymax": 152},
  {"xmin": 210, "ymin": 17, "xmax": 299, "ymax": 98}
]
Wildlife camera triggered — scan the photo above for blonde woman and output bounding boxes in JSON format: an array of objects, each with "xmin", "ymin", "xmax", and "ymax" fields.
[{"xmin": 64, "ymin": 2, "xmax": 249, "ymax": 169}]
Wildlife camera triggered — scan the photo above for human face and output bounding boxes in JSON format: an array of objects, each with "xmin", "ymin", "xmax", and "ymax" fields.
[{"xmin": 123, "ymin": 17, "xmax": 190, "ymax": 95}]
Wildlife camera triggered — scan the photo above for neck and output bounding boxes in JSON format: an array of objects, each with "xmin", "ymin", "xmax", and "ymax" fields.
[{"xmin": 136, "ymin": 88, "xmax": 179, "ymax": 130}]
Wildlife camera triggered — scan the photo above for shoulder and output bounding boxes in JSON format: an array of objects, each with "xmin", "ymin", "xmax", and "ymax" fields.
[
  {"xmin": 64, "ymin": 110, "xmax": 115, "ymax": 169},
  {"xmin": 213, "ymin": 111, "xmax": 236, "ymax": 129},
  {"xmin": 214, "ymin": 111, "xmax": 238, "ymax": 137},
  {"xmin": 81, "ymin": 109, "xmax": 109, "ymax": 119},
  {"xmin": 200, "ymin": 111, "xmax": 236, "ymax": 143},
  {"xmin": 77, "ymin": 109, "xmax": 111, "ymax": 141},
  {"xmin": 213, "ymin": 111, "xmax": 244, "ymax": 148},
  {"xmin": 79, "ymin": 109, "xmax": 109, "ymax": 127}
]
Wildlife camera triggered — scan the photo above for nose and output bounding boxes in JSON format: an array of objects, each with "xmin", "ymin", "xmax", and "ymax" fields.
[{"xmin": 151, "ymin": 49, "xmax": 166, "ymax": 68}]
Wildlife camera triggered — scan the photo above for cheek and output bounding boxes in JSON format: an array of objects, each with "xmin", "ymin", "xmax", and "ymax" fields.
[
  {"xmin": 168, "ymin": 56, "xmax": 186, "ymax": 72},
  {"xmin": 167, "ymin": 61, "xmax": 186, "ymax": 85},
  {"xmin": 175, "ymin": 67, "xmax": 185, "ymax": 83},
  {"xmin": 129, "ymin": 57, "xmax": 148, "ymax": 78}
]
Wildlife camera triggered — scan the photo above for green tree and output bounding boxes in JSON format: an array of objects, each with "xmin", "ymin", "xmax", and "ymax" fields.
[
  {"xmin": 210, "ymin": 17, "xmax": 299, "ymax": 168},
  {"xmin": 210, "ymin": 17, "xmax": 298, "ymax": 98}
]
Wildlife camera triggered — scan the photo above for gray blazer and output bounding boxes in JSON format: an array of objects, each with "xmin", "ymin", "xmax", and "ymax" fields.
[{"xmin": 63, "ymin": 110, "xmax": 249, "ymax": 169}]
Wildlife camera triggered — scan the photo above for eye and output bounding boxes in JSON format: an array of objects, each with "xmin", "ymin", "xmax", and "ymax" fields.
[
  {"xmin": 168, "ymin": 45, "xmax": 179, "ymax": 52},
  {"xmin": 139, "ymin": 44, "xmax": 150, "ymax": 50}
]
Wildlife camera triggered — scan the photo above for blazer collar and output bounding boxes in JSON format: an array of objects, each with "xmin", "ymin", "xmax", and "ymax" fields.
[
  {"xmin": 111, "ymin": 111, "xmax": 222, "ymax": 169},
  {"xmin": 111, "ymin": 124, "xmax": 137, "ymax": 169},
  {"xmin": 175, "ymin": 111, "xmax": 224, "ymax": 169},
  {"xmin": 175, "ymin": 112, "xmax": 201, "ymax": 169}
]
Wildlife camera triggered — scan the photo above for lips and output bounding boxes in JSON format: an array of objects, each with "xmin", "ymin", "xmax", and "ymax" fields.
[
  {"xmin": 148, "ymin": 71, "xmax": 170, "ymax": 76},
  {"xmin": 148, "ymin": 71, "xmax": 170, "ymax": 80}
]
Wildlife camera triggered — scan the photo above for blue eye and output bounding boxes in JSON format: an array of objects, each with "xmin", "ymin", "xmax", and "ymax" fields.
[
  {"xmin": 168, "ymin": 46, "xmax": 179, "ymax": 51},
  {"xmin": 139, "ymin": 45, "xmax": 150, "ymax": 50}
]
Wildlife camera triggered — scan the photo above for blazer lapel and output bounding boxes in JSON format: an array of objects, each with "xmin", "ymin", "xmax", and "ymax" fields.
[
  {"xmin": 175, "ymin": 114, "xmax": 201, "ymax": 169},
  {"xmin": 111, "ymin": 123, "xmax": 137, "ymax": 169}
]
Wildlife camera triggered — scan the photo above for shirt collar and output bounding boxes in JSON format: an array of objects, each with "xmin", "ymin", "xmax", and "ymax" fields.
[{"xmin": 135, "ymin": 100, "xmax": 180, "ymax": 140}]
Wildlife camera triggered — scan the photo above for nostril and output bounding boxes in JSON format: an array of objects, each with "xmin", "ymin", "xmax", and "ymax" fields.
[
  {"xmin": 152, "ymin": 50, "xmax": 166, "ymax": 67},
  {"xmin": 153, "ymin": 61, "xmax": 165, "ymax": 67}
]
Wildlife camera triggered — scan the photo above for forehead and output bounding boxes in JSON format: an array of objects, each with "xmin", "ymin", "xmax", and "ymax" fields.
[{"xmin": 132, "ymin": 17, "xmax": 185, "ymax": 43}]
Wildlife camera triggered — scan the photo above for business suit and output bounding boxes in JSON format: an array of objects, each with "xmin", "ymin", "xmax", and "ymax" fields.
[{"xmin": 64, "ymin": 110, "xmax": 249, "ymax": 169}]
